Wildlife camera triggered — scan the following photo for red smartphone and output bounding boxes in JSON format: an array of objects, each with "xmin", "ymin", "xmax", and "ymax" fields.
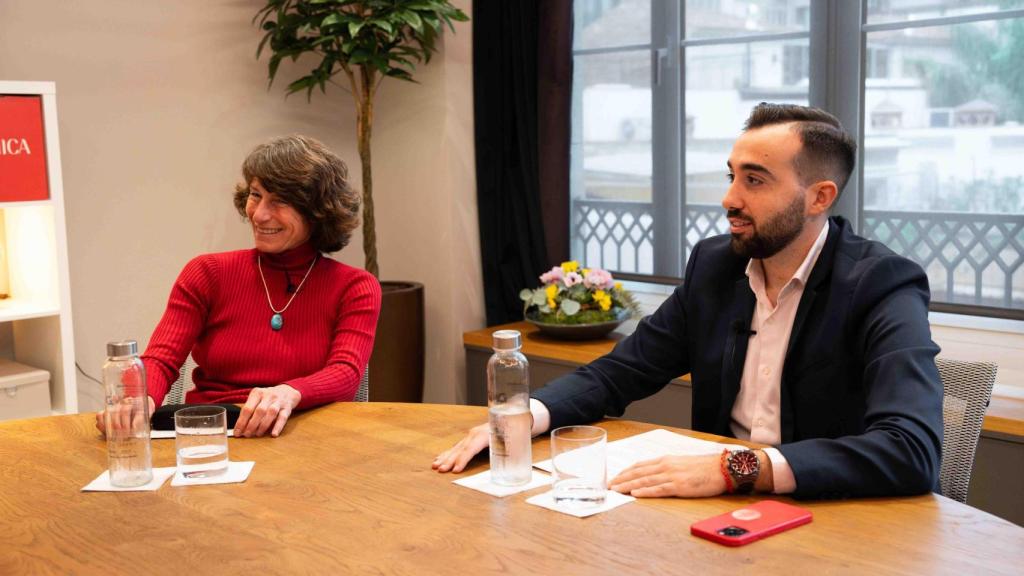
[{"xmin": 690, "ymin": 500, "xmax": 812, "ymax": 547}]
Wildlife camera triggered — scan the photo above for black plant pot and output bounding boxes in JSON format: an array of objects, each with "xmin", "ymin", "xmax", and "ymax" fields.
[{"xmin": 368, "ymin": 281, "xmax": 424, "ymax": 402}]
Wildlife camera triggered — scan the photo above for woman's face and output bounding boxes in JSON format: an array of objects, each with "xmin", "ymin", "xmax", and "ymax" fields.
[{"xmin": 245, "ymin": 178, "xmax": 311, "ymax": 253}]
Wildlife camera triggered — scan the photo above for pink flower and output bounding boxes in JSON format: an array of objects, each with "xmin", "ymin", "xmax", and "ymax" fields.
[
  {"xmin": 563, "ymin": 272, "xmax": 583, "ymax": 287},
  {"xmin": 584, "ymin": 268, "xmax": 614, "ymax": 290},
  {"xmin": 539, "ymin": 266, "xmax": 564, "ymax": 285}
]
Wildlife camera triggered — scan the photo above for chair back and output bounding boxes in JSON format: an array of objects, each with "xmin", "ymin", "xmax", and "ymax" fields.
[
  {"xmin": 354, "ymin": 368, "xmax": 370, "ymax": 402},
  {"xmin": 164, "ymin": 355, "xmax": 196, "ymax": 406},
  {"xmin": 937, "ymin": 357, "xmax": 997, "ymax": 504}
]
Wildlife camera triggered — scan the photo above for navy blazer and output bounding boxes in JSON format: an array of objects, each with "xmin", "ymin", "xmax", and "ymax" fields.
[{"xmin": 532, "ymin": 217, "xmax": 943, "ymax": 499}]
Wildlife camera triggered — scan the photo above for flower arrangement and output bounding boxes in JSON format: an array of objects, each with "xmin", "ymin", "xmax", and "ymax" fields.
[{"xmin": 520, "ymin": 261, "xmax": 640, "ymax": 325}]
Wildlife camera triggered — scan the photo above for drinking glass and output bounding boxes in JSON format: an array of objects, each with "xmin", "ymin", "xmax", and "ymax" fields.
[
  {"xmin": 550, "ymin": 425, "xmax": 607, "ymax": 508},
  {"xmin": 174, "ymin": 406, "xmax": 229, "ymax": 478}
]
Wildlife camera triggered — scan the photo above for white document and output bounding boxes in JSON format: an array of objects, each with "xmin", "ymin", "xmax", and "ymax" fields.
[
  {"xmin": 453, "ymin": 469, "xmax": 551, "ymax": 497},
  {"xmin": 535, "ymin": 428, "xmax": 746, "ymax": 480},
  {"xmin": 151, "ymin": 429, "xmax": 235, "ymax": 439}
]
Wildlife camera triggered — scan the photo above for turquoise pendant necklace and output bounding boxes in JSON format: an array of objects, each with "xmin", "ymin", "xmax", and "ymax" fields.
[{"xmin": 257, "ymin": 254, "xmax": 318, "ymax": 331}]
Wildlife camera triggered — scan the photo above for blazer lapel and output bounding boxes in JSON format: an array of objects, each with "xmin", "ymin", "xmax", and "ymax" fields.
[
  {"xmin": 719, "ymin": 276, "xmax": 756, "ymax": 433},
  {"xmin": 780, "ymin": 217, "xmax": 841, "ymax": 442}
]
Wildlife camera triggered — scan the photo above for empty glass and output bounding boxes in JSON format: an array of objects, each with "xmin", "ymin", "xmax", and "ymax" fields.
[
  {"xmin": 174, "ymin": 406, "xmax": 229, "ymax": 478},
  {"xmin": 550, "ymin": 425, "xmax": 607, "ymax": 508}
]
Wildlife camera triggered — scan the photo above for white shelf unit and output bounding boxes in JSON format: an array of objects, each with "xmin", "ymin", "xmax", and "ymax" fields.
[{"xmin": 0, "ymin": 81, "xmax": 77, "ymax": 416}]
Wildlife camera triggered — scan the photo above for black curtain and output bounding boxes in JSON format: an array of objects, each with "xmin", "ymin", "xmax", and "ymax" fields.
[{"xmin": 474, "ymin": 1, "xmax": 573, "ymax": 326}]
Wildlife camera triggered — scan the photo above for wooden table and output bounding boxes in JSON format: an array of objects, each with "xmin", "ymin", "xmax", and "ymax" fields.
[{"xmin": 2, "ymin": 403, "xmax": 1022, "ymax": 575}]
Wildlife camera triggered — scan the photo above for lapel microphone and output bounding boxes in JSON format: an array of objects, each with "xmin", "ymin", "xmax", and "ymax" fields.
[{"xmin": 731, "ymin": 319, "xmax": 757, "ymax": 337}]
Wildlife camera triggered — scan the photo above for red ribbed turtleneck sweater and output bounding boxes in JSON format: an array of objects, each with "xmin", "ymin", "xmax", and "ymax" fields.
[{"xmin": 142, "ymin": 242, "xmax": 381, "ymax": 409}]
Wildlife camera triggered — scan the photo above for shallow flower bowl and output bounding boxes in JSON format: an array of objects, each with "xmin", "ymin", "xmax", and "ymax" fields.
[{"xmin": 525, "ymin": 311, "xmax": 628, "ymax": 341}]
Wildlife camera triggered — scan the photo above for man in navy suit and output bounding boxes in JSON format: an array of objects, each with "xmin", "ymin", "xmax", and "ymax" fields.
[{"xmin": 435, "ymin": 103, "xmax": 942, "ymax": 499}]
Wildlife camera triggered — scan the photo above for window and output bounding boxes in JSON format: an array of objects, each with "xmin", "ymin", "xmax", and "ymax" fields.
[
  {"xmin": 570, "ymin": 0, "xmax": 1024, "ymax": 319},
  {"xmin": 861, "ymin": 1, "xmax": 1024, "ymax": 315}
]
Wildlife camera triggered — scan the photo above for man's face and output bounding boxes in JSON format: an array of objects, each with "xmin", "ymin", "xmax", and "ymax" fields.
[{"xmin": 722, "ymin": 123, "xmax": 808, "ymax": 259}]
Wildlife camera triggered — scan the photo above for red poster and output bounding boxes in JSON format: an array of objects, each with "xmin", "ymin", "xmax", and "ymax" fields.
[{"xmin": 0, "ymin": 95, "xmax": 50, "ymax": 202}]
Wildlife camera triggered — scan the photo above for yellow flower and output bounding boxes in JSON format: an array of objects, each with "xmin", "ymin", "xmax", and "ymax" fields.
[
  {"xmin": 546, "ymin": 284, "xmax": 558, "ymax": 299},
  {"xmin": 561, "ymin": 260, "xmax": 580, "ymax": 274},
  {"xmin": 547, "ymin": 298, "xmax": 556, "ymax": 309},
  {"xmin": 582, "ymin": 268, "xmax": 591, "ymax": 277},
  {"xmin": 593, "ymin": 289, "xmax": 607, "ymax": 301},
  {"xmin": 599, "ymin": 297, "xmax": 612, "ymax": 311},
  {"xmin": 614, "ymin": 282, "xmax": 623, "ymax": 291}
]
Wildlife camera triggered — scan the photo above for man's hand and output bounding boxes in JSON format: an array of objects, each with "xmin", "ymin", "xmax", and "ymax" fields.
[
  {"xmin": 609, "ymin": 453, "xmax": 727, "ymax": 498},
  {"xmin": 95, "ymin": 396, "xmax": 156, "ymax": 436},
  {"xmin": 234, "ymin": 384, "xmax": 302, "ymax": 438},
  {"xmin": 432, "ymin": 422, "xmax": 490, "ymax": 473}
]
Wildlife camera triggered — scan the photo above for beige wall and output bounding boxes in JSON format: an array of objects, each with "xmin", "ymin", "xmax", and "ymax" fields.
[{"xmin": 0, "ymin": 0, "xmax": 482, "ymax": 410}]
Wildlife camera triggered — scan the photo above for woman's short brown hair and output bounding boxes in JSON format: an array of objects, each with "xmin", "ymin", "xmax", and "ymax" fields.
[{"xmin": 233, "ymin": 135, "xmax": 359, "ymax": 253}]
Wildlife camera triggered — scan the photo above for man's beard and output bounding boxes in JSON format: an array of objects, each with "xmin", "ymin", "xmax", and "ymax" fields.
[{"xmin": 729, "ymin": 193, "xmax": 806, "ymax": 259}]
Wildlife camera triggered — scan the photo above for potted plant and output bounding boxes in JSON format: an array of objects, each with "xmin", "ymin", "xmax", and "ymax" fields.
[
  {"xmin": 520, "ymin": 261, "xmax": 641, "ymax": 340},
  {"xmin": 255, "ymin": 0, "xmax": 468, "ymax": 401}
]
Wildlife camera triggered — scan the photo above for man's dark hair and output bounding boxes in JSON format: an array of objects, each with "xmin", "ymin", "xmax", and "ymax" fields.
[{"xmin": 744, "ymin": 102, "xmax": 857, "ymax": 198}]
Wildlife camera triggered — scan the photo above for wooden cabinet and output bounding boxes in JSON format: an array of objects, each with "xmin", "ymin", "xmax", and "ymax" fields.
[{"xmin": 0, "ymin": 81, "xmax": 77, "ymax": 417}]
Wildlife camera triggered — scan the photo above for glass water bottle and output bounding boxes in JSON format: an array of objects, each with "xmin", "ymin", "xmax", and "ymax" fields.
[
  {"xmin": 102, "ymin": 340, "xmax": 153, "ymax": 487},
  {"xmin": 487, "ymin": 330, "xmax": 533, "ymax": 486}
]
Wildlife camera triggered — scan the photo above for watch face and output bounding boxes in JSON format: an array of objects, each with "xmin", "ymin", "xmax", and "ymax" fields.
[{"xmin": 729, "ymin": 450, "xmax": 759, "ymax": 478}]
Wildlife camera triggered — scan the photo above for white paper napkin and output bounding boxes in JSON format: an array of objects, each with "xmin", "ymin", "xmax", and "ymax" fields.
[
  {"xmin": 151, "ymin": 430, "xmax": 235, "ymax": 439},
  {"xmin": 171, "ymin": 461, "xmax": 255, "ymax": 487},
  {"xmin": 82, "ymin": 467, "xmax": 176, "ymax": 492},
  {"xmin": 525, "ymin": 489, "xmax": 635, "ymax": 518},
  {"xmin": 453, "ymin": 469, "xmax": 551, "ymax": 497}
]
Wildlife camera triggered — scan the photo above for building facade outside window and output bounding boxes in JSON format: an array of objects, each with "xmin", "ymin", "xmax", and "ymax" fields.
[{"xmin": 571, "ymin": 0, "xmax": 1024, "ymax": 319}]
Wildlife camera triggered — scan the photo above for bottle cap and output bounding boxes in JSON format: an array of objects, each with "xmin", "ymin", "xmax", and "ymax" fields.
[
  {"xmin": 107, "ymin": 340, "xmax": 138, "ymax": 357},
  {"xmin": 492, "ymin": 330, "xmax": 522, "ymax": 351}
]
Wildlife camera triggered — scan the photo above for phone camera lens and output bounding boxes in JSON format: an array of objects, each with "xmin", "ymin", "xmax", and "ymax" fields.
[{"xmin": 718, "ymin": 526, "xmax": 749, "ymax": 537}]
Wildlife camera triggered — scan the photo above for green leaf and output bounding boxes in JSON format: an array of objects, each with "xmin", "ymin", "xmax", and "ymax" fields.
[
  {"xmin": 322, "ymin": 13, "xmax": 343, "ymax": 27},
  {"xmin": 348, "ymin": 20, "xmax": 365, "ymax": 37},
  {"xmin": 519, "ymin": 289, "xmax": 534, "ymax": 302},
  {"xmin": 531, "ymin": 291, "xmax": 547, "ymax": 306},
  {"xmin": 560, "ymin": 299, "xmax": 581, "ymax": 316},
  {"xmin": 398, "ymin": 11, "xmax": 423, "ymax": 32},
  {"xmin": 374, "ymin": 19, "xmax": 393, "ymax": 34}
]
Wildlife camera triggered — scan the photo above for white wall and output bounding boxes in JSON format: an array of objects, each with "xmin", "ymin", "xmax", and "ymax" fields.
[{"xmin": 0, "ymin": 0, "xmax": 482, "ymax": 410}]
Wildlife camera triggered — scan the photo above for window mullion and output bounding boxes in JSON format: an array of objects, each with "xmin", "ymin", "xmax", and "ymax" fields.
[{"xmin": 651, "ymin": 0, "xmax": 683, "ymax": 277}]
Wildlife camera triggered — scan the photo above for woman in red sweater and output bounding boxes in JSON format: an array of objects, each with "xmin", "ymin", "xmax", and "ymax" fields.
[{"xmin": 96, "ymin": 135, "xmax": 381, "ymax": 437}]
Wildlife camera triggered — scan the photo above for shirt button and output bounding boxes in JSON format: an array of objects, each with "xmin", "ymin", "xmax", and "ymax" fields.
[
  {"xmin": 755, "ymin": 418, "xmax": 764, "ymax": 427},
  {"xmin": 761, "ymin": 366, "xmax": 771, "ymax": 376}
]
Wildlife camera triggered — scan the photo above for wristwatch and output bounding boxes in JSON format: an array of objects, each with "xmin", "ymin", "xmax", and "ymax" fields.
[{"xmin": 725, "ymin": 449, "xmax": 760, "ymax": 494}]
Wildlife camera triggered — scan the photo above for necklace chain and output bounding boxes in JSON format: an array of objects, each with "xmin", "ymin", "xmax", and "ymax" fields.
[{"xmin": 258, "ymin": 254, "xmax": 318, "ymax": 314}]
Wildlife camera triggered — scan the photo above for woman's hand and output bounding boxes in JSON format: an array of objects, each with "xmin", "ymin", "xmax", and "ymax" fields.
[
  {"xmin": 432, "ymin": 422, "xmax": 490, "ymax": 473},
  {"xmin": 234, "ymin": 384, "xmax": 302, "ymax": 438},
  {"xmin": 95, "ymin": 396, "xmax": 156, "ymax": 436}
]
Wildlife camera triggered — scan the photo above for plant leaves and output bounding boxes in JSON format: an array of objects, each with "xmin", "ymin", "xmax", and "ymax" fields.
[
  {"xmin": 519, "ymin": 289, "xmax": 534, "ymax": 302},
  {"xmin": 560, "ymin": 299, "xmax": 581, "ymax": 316},
  {"xmin": 531, "ymin": 291, "xmax": 547, "ymax": 306}
]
